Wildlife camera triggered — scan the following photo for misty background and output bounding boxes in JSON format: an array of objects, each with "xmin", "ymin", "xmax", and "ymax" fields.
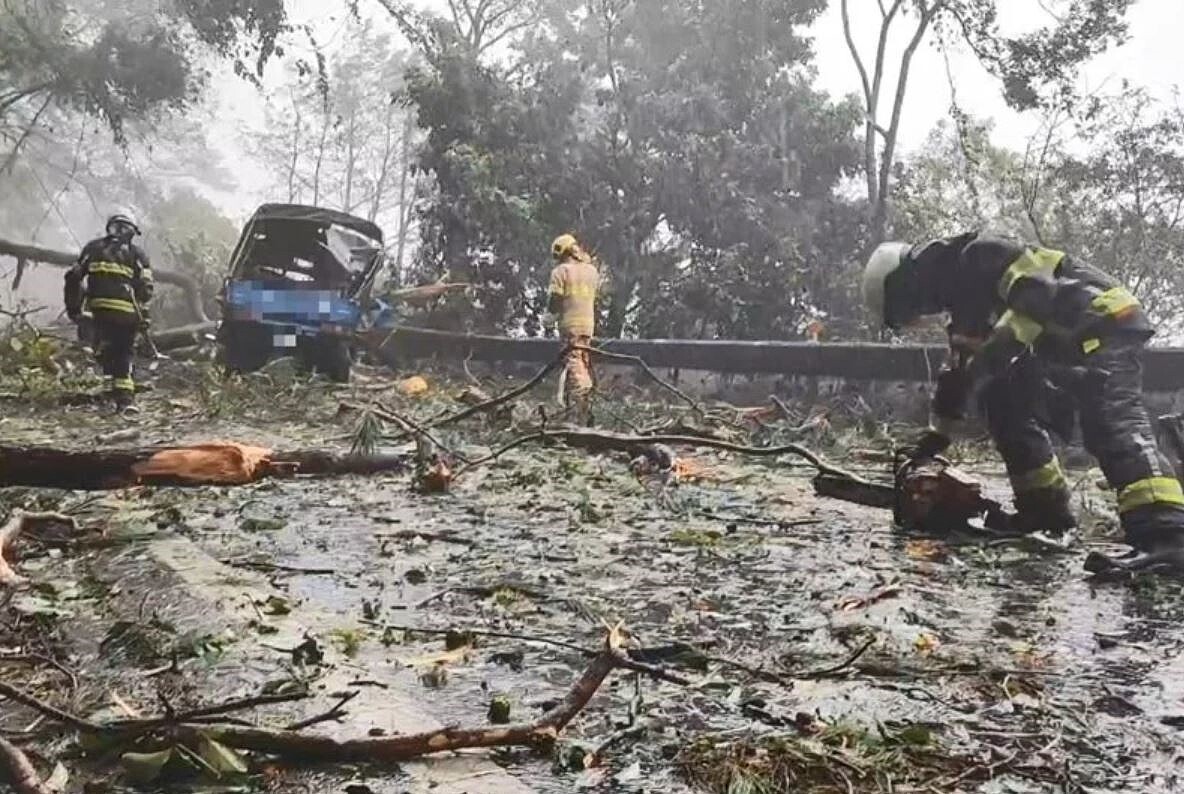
[{"xmin": 2, "ymin": 0, "xmax": 1180, "ymax": 340}]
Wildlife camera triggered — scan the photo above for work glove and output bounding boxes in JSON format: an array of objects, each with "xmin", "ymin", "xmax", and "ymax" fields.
[{"xmin": 66, "ymin": 309, "xmax": 81, "ymax": 322}]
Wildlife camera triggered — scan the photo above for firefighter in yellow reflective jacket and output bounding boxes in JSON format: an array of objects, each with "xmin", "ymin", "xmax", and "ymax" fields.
[
  {"xmin": 862, "ymin": 232, "xmax": 1184, "ymax": 571},
  {"xmin": 64, "ymin": 214, "xmax": 153, "ymax": 411},
  {"xmin": 548, "ymin": 234, "xmax": 599, "ymax": 424}
]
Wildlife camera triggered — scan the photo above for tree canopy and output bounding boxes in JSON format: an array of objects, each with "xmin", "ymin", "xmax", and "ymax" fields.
[
  {"xmin": 399, "ymin": 0, "xmax": 865, "ymax": 339},
  {"xmin": 0, "ymin": 0, "xmax": 287, "ymax": 142}
]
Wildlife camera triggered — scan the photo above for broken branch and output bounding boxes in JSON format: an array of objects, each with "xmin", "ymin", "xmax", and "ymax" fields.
[
  {"xmin": 0, "ymin": 681, "xmax": 100, "ymax": 732},
  {"xmin": 415, "ymin": 350, "xmax": 567, "ymax": 434},
  {"xmin": 0, "ymin": 737, "xmax": 51, "ymax": 794},
  {"xmin": 365, "ymin": 403, "xmax": 469, "ymax": 464},
  {"xmin": 579, "ymin": 344, "xmax": 703, "ymax": 416},
  {"xmin": 457, "ymin": 428, "xmax": 868, "ymax": 483},
  {"xmin": 176, "ymin": 625, "xmax": 651, "ymax": 761}
]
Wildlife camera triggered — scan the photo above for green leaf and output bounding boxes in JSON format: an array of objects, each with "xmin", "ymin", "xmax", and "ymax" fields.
[
  {"xmin": 895, "ymin": 724, "xmax": 933, "ymax": 747},
  {"xmin": 121, "ymin": 748, "xmax": 173, "ymax": 784},
  {"xmin": 262, "ymin": 595, "xmax": 291, "ymax": 615},
  {"xmin": 198, "ymin": 734, "xmax": 249, "ymax": 777}
]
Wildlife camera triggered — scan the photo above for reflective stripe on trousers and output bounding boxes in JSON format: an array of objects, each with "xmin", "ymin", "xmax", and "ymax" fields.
[
  {"xmin": 87, "ymin": 297, "xmax": 136, "ymax": 313},
  {"xmin": 1010, "ymin": 458, "xmax": 1068, "ymax": 495}
]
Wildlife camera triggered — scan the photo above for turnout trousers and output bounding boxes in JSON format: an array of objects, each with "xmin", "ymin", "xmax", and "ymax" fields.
[
  {"xmin": 559, "ymin": 334, "xmax": 594, "ymax": 423},
  {"xmin": 94, "ymin": 319, "xmax": 137, "ymax": 405},
  {"xmin": 981, "ymin": 335, "xmax": 1184, "ymax": 549}
]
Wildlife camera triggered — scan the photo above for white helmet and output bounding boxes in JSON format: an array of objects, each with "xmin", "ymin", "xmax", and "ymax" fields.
[{"xmin": 861, "ymin": 242, "xmax": 909, "ymax": 325}]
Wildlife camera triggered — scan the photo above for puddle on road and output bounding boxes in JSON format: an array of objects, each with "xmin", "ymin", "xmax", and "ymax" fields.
[
  {"xmin": 3, "ymin": 374, "xmax": 1184, "ymax": 792},
  {"xmin": 145, "ymin": 450, "xmax": 1184, "ymax": 793}
]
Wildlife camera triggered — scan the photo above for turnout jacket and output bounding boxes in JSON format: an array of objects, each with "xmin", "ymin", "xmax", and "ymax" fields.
[
  {"xmin": 548, "ymin": 256, "xmax": 600, "ymax": 338},
  {"xmin": 917, "ymin": 234, "xmax": 1152, "ymax": 428},
  {"xmin": 64, "ymin": 236, "xmax": 153, "ymax": 325}
]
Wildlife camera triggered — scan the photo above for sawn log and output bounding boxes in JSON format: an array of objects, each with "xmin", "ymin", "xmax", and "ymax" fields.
[{"xmin": 0, "ymin": 444, "xmax": 407, "ymax": 490}]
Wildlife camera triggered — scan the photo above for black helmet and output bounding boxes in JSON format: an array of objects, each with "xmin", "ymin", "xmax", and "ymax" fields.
[{"xmin": 106, "ymin": 213, "xmax": 140, "ymax": 239}]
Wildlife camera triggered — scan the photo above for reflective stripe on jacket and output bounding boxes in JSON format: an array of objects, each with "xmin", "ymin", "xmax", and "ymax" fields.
[
  {"xmin": 65, "ymin": 237, "xmax": 153, "ymax": 322},
  {"xmin": 994, "ymin": 245, "xmax": 1150, "ymax": 355}
]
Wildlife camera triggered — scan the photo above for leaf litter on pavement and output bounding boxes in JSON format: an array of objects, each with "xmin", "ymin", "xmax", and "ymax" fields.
[{"xmin": 0, "ymin": 358, "xmax": 1182, "ymax": 792}]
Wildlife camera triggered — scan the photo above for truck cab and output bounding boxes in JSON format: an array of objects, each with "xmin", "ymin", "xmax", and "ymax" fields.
[{"xmin": 215, "ymin": 204, "xmax": 387, "ymax": 382}]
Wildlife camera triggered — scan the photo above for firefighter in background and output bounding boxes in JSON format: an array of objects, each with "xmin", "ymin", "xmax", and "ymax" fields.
[
  {"xmin": 547, "ymin": 233, "xmax": 599, "ymax": 424},
  {"xmin": 862, "ymin": 231, "xmax": 1184, "ymax": 572},
  {"xmin": 64, "ymin": 213, "xmax": 153, "ymax": 412}
]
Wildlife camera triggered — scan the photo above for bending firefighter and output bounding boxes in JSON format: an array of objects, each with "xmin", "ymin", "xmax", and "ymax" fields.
[
  {"xmin": 862, "ymin": 231, "xmax": 1184, "ymax": 571},
  {"xmin": 64, "ymin": 214, "xmax": 153, "ymax": 411},
  {"xmin": 548, "ymin": 233, "xmax": 599, "ymax": 423}
]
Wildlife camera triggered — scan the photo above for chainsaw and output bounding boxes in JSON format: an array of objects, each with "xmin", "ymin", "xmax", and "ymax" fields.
[
  {"xmin": 891, "ymin": 452, "xmax": 1016, "ymax": 534},
  {"xmin": 812, "ymin": 452, "xmax": 1016, "ymax": 535}
]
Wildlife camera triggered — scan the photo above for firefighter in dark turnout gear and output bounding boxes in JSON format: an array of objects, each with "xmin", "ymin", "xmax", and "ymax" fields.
[
  {"xmin": 64, "ymin": 214, "xmax": 153, "ymax": 410},
  {"xmin": 862, "ymin": 232, "xmax": 1184, "ymax": 571}
]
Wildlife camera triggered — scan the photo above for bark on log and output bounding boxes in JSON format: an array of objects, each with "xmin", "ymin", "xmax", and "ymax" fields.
[
  {"xmin": 812, "ymin": 473, "xmax": 895, "ymax": 509},
  {"xmin": 151, "ymin": 321, "xmax": 217, "ymax": 351},
  {"xmin": 0, "ymin": 237, "xmax": 210, "ymax": 323},
  {"xmin": 0, "ymin": 737, "xmax": 51, "ymax": 794},
  {"xmin": 0, "ymin": 445, "xmax": 407, "ymax": 490}
]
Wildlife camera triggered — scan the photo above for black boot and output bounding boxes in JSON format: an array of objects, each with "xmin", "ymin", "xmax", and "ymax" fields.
[
  {"xmin": 113, "ymin": 390, "xmax": 138, "ymax": 415},
  {"xmin": 1085, "ymin": 505, "xmax": 1184, "ymax": 575},
  {"xmin": 1011, "ymin": 489, "xmax": 1078, "ymax": 535}
]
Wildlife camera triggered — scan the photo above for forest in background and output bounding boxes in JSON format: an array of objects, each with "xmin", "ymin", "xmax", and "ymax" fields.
[{"xmin": 1, "ymin": 0, "xmax": 1182, "ymax": 340}]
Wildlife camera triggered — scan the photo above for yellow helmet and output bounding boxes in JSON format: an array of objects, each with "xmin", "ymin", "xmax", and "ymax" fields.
[{"xmin": 551, "ymin": 233, "xmax": 579, "ymax": 260}]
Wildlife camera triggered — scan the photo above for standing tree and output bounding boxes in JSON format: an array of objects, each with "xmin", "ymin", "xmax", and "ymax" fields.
[
  {"xmin": 398, "ymin": 0, "xmax": 864, "ymax": 338},
  {"xmin": 839, "ymin": 0, "xmax": 1135, "ymax": 246},
  {"xmin": 0, "ymin": 0, "xmax": 287, "ymax": 145},
  {"xmin": 249, "ymin": 19, "xmax": 421, "ymax": 278},
  {"xmin": 894, "ymin": 91, "xmax": 1184, "ymax": 333}
]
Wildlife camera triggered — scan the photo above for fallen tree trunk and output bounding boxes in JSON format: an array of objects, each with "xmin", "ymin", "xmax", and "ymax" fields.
[
  {"xmin": 0, "ymin": 512, "xmax": 78, "ymax": 586},
  {"xmin": 0, "ymin": 444, "xmax": 407, "ymax": 490},
  {"xmin": 0, "ymin": 237, "xmax": 210, "ymax": 323},
  {"xmin": 152, "ymin": 321, "xmax": 217, "ymax": 352}
]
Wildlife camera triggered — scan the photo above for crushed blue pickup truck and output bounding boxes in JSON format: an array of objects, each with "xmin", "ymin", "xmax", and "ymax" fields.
[{"xmin": 215, "ymin": 203, "xmax": 397, "ymax": 382}]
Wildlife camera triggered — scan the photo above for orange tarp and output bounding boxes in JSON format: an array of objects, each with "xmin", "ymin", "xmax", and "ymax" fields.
[{"xmin": 131, "ymin": 442, "xmax": 273, "ymax": 485}]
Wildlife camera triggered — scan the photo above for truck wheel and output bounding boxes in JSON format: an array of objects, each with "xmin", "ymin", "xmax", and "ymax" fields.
[
  {"xmin": 297, "ymin": 336, "xmax": 352, "ymax": 383},
  {"xmin": 217, "ymin": 322, "xmax": 272, "ymax": 374}
]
